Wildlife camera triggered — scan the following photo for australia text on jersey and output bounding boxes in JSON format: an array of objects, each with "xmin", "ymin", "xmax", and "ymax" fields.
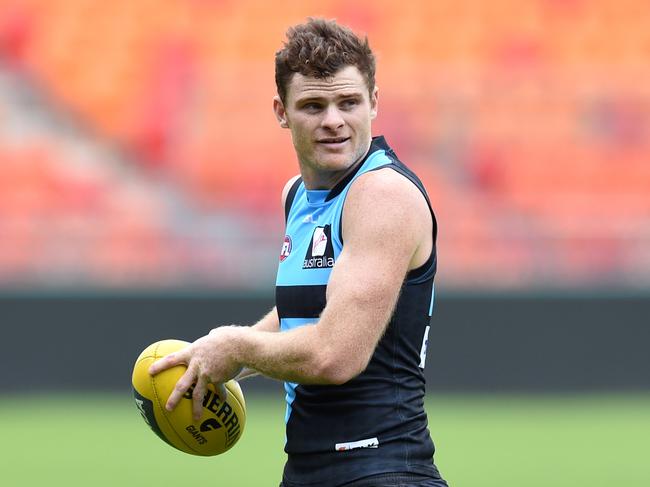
[{"xmin": 303, "ymin": 225, "xmax": 335, "ymax": 269}]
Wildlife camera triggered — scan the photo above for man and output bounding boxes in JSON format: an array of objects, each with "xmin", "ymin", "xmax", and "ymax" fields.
[{"xmin": 150, "ymin": 18, "xmax": 448, "ymax": 487}]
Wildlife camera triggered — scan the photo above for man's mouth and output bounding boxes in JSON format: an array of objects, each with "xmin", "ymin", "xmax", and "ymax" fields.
[{"xmin": 317, "ymin": 137, "xmax": 350, "ymax": 145}]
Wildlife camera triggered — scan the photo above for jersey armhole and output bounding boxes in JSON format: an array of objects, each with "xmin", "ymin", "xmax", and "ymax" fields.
[
  {"xmin": 338, "ymin": 164, "xmax": 437, "ymax": 284},
  {"xmin": 386, "ymin": 166, "xmax": 438, "ymax": 284},
  {"xmin": 284, "ymin": 176, "xmax": 303, "ymax": 223}
]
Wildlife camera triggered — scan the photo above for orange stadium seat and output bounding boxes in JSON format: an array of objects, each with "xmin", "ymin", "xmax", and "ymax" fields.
[{"xmin": 1, "ymin": 0, "xmax": 649, "ymax": 288}]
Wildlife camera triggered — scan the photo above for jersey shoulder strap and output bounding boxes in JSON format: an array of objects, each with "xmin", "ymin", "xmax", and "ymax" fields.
[{"xmin": 284, "ymin": 177, "xmax": 303, "ymax": 223}]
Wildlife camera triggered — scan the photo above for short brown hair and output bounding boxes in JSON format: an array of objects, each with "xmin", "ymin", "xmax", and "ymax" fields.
[{"xmin": 275, "ymin": 18, "xmax": 376, "ymax": 103}]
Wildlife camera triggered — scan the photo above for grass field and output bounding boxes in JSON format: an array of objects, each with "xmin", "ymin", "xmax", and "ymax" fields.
[{"xmin": 1, "ymin": 392, "xmax": 649, "ymax": 486}]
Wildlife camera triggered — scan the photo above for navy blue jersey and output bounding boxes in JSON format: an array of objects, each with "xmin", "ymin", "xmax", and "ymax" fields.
[{"xmin": 275, "ymin": 136, "xmax": 441, "ymax": 486}]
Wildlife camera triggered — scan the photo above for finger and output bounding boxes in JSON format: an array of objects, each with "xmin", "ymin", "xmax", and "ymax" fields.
[
  {"xmin": 192, "ymin": 375, "xmax": 208, "ymax": 421},
  {"xmin": 165, "ymin": 366, "xmax": 196, "ymax": 412},
  {"xmin": 149, "ymin": 351, "xmax": 186, "ymax": 376},
  {"xmin": 215, "ymin": 382, "xmax": 228, "ymax": 402}
]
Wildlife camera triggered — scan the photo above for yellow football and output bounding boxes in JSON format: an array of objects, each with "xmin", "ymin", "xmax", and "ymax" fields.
[{"xmin": 131, "ymin": 339, "xmax": 246, "ymax": 456}]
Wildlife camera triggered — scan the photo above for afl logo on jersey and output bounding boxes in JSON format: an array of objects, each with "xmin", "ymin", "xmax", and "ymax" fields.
[{"xmin": 280, "ymin": 235, "xmax": 292, "ymax": 262}]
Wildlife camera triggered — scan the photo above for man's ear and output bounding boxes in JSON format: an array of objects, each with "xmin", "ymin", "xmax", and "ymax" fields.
[
  {"xmin": 370, "ymin": 86, "xmax": 378, "ymax": 121},
  {"xmin": 273, "ymin": 96, "xmax": 289, "ymax": 128}
]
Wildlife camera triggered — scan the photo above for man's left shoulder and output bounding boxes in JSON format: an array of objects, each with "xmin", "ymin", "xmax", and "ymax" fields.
[
  {"xmin": 348, "ymin": 166, "xmax": 427, "ymax": 211},
  {"xmin": 342, "ymin": 166, "xmax": 431, "ymax": 250}
]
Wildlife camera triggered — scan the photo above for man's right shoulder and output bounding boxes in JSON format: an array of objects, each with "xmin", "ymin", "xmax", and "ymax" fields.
[{"xmin": 281, "ymin": 174, "xmax": 302, "ymax": 207}]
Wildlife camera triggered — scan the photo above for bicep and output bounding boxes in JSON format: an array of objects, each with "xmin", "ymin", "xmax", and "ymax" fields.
[
  {"xmin": 320, "ymin": 245, "xmax": 407, "ymax": 360},
  {"xmin": 316, "ymin": 173, "xmax": 424, "ymax": 371}
]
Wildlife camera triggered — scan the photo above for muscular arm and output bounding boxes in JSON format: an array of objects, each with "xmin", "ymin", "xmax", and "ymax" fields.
[
  {"xmin": 152, "ymin": 169, "xmax": 432, "ymax": 415},
  {"xmin": 227, "ymin": 168, "xmax": 432, "ymax": 384}
]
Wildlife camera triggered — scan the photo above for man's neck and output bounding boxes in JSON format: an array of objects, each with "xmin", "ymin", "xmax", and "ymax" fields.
[{"xmin": 300, "ymin": 140, "xmax": 372, "ymax": 190}]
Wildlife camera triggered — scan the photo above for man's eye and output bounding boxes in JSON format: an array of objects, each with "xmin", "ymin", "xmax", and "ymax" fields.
[
  {"xmin": 303, "ymin": 103, "xmax": 322, "ymax": 111},
  {"xmin": 341, "ymin": 99, "xmax": 359, "ymax": 109}
]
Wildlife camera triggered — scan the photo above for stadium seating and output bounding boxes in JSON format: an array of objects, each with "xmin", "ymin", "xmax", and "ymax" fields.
[{"xmin": 0, "ymin": 0, "xmax": 648, "ymax": 289}]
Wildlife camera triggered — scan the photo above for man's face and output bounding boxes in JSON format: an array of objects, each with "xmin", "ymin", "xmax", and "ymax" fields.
[{"xmin": 274, "ymin": 65, "xmax": 378, "ymax": 187}]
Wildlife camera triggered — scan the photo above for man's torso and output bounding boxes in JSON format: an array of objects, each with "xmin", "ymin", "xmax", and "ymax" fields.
[{"xmin": 275, "ymin": 136, "xmax": 441, "ymax": 486}]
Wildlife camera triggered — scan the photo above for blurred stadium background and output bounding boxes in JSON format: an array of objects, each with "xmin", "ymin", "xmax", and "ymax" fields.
[{"xmin": 1, "ymin": 0, "xmax": 649, "ymax": 486}]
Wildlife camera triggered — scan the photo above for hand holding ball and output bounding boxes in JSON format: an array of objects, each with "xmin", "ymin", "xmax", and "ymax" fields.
[{"xmin": 132, "ymin": 339, "xmax": 246, "ymax": 456}]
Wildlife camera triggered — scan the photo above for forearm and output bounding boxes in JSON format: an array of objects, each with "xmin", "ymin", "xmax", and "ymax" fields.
[
  {"xmin": 227, "ymin": 283, "xmax": 391, "ymax": 385},
  {"xmin": 229, "ymin": 324, "xmax": 342, "ymax": 385},
  {"xmin": 234, "ymin": 307, "xmax": 280, "ymax": 380}
]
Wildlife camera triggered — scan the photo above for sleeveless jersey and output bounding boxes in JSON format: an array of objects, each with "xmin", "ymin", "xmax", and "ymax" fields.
[{"xmin": 276, "ymin": 136, "xmax": 441, "ymax": 486}]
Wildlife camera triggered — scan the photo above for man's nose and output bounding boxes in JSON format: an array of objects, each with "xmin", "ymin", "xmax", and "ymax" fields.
[{"xmin": 321, "ymin": 105, "xmax": 345, "ymax": 130}]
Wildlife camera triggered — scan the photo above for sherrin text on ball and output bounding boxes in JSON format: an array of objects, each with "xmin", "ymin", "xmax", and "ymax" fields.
[{"xmin": 131, "ymin": 339, "xmax": 246, "ymax": 456}]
